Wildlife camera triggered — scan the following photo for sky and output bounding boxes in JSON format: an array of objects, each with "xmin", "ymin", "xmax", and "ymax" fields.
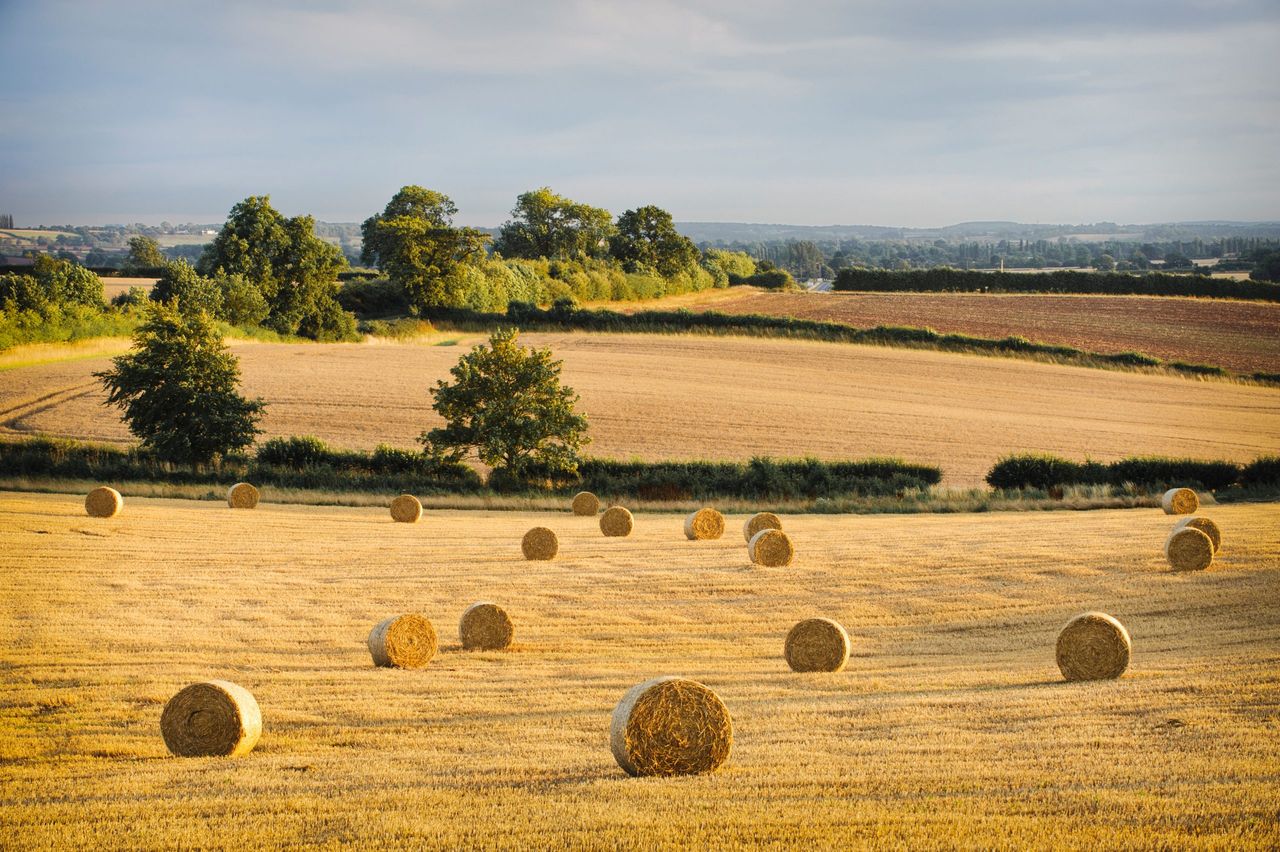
[{"xmin": 1, "ymin": 0, "xmax": 1278, "ymax": 227}]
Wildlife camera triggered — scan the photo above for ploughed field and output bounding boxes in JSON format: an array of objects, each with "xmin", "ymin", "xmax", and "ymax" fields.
[
  {"xmin": 617, "ymin": 288, "xmax": 1280, "ymax": 375},
  {"xmin": 1, "ymin": 492, "xmax": 1277, "ymax": 847},
  {"xmin": 1, "ymin": 333, "xmax": 1277, "ymax": 487}
]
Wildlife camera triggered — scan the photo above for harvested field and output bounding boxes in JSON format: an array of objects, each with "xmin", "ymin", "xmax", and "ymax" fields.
[
  {"xmin": 1, "ymin": 492, "xmax": 1277, "ymax": 846},
  {"xmin": 615, "ymin": 288, "xmax": 1280, "ymax": 375},
  {"xmin": 100, "ymin": 276, "xmax": 157, "ymax": 303},
  {"xmin": 1, "ymin": 333, "xmax": 1277, "ymax": 487}
]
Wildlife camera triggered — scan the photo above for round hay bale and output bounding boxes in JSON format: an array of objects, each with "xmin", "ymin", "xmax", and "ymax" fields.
[
  {"xmin": 743, "ymin": 511, "xmax": 782, "ymax": 542},
  {"xmin": 521, "ymin": 526, "xmax": 558, "ymax": 560},
  {"xmin": 389, "ymin": 494, "xmax": 423, "ymax": 524},
  {"xmin": 226, "ymin": 482, "xmax": 260, "ymax": 509},
  {"xmin": 367, "ymin": 613, "xmax": 437, "ymax": 668},
  {"xmin": 784, "ymin": 618, "xmax": 851, "ymax": 672},
  {"xmin": 1056, "ymin": 612, "xmax": 1131, "ymax": 682},
  {"xmin": 84, "ymin": 486, "xmax": 123, "ymax": 518},
  {"xmin": 1161, "ymin": 487, "xmax": 1198, "ymax": 515},
  {"xmin": 1164, "ymin": 526, "xmax": 1214, "ymax": 571},
  {"xmin": 571, "ymin": 491, "xmax": 600, "ymax": 516},
  {"xmin": 609, "ymin": 677, "xmax": 733, "ymax": 777},
  {"xmin": 459, "ymin": 602, "xmax": 514, "ymax": 650},
  {"xmin": 683, "ymin": 507, "xmax": 725, "ymax": 541},
  {"xmin": 748, "ymin": 528, "xmax": 794, "ymax": 567},
  {"xmin": 1173, "ymin": 516, "xmax": 1221, "ymax": 553},
  {"xmin": 160, "ymin": 680, "xmax": 261, "ymax": 757},
  {"xmin": 600, "ymin": 506, "xmax": 634, "ymax": 537}
]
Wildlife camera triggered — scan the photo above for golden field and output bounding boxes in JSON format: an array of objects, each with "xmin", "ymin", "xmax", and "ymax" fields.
[
  {"xmin": 2, "ymin": 333, "xmax": 1278, "ymax": 487},
  {"xmin": 1, "ymin": 491, "xmax": 1277, "ymax": 848}
]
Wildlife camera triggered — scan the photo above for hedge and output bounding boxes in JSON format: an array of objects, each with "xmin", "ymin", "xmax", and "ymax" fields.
[{"xmin": 986, "ymin": 453, "xmax": 1248, "ymax": 491}]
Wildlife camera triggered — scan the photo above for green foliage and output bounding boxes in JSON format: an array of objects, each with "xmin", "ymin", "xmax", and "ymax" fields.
[
  {"xmin": 0, "ymin": 303, "xmax": 139, "ymax": 351},
  {"xmin": 336, "ymin": 276, "xmax": 411, "ymax": 317},
  {"xmin": 1251, "ymin": 248, "xmax": 1280, "ymax": 283},
  {"xmin": 611, "ymin": 205, "xmax": 700, "ymax": 278},
  {"xmin": 152, "ymin": 259, "xmax": 223, "ymax": 318},
  {"xmin": 704, "ymin": 249, "xmax": 757, "ymax": 281},
  {"xmin": 493, "ymin": 187, "xmax": 615, "ymax": 261},
  {"xmin": 1240, "ymin": 456, "xmax": 1280, "ymax": 486},
  {"xmin": 421, "ymin": 328, "xmax": 590, "ymax": 481},
  {"xmin": 360, "ymin": 186, "xmax": 490, "ymax": 314},
  {"xmin": 94, "ymin": 303, "xmax": 265, "ymax": 465},
  {"xmin": 123, "ymin": 235, "xmax": 166, "ymax": 273},
  {"xmin": 1, "ymin": 256, "xmax": 104, "ymax": 313},
  {"xmin": 987, "ymin": 453, "xmax": 1242, "ymax": 491},
  {"xmin": 216, "ymin": 273, "xmax": 270, "ymax": 327},
  {"xmin": 256, "ymin": 435, "xmax": 333, "ymax": 468}
]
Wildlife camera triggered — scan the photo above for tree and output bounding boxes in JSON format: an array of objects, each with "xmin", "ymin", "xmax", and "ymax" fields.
[
  {"xmin": 1, "ymin": 256, "xmax": 104, "ymax": 311},
  {"xmin": 151, "ymin": 259, "xmax": 223, "ymax": 318},
  {"xmin": 124, "ymin": 235, "xmax": 166, "ymax": 272},
  {"xmin": 610, "ymin": 205, "xmax": 699, "ymax": 278},
  {"xmin": 420, "ymin": 328, "xmax": 589, "ymax": 481},
  {"xmin": 1094, "ymin": 253, "xmax": 1117, "ymax": 272},
  {"xmin": 94, "ymin": 302, "xmax": 264, "ymax": 466},
  {"xmin": 361, "ymin": 186, "xmax": 490, "ymax": 313},
  {"xmin": 1251, "ymin": 248, "xmax": 1280, "ymax": 283},
  {"xmin": 492, "ymin": 187, "xmax": 614, "ymax": 261}
]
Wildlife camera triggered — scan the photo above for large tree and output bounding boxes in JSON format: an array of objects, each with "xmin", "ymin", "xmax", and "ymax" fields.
[
  {"xmin": 95, "ymin": 302, "xmax": 265, "ymax": 465},
  {"xmin": 123, "ymin": 235, "xmax": 166, "ymax": 272},
  {"xmin": 609, "ymin": 205, "xmax": 699, "ymax": 278},
  {"xmin": 361, "ymin": 186, "xmax": 490, "ymax": 313},
  {"xmin": 492, "ymin": 187, "xmax": 614, "ymax": 261},
  {"xmin": 421, "ymin": 328, "xmax": 589, "ymax": 481}
]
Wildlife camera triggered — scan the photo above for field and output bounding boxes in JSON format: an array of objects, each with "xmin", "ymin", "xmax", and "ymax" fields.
[
  {"xmin": 615, "ymin": 289, "xmax": 1280, "ymax": 375},
  {"xmin": 1, "ymin": 492, "xmax": 1277, "ymax": 847},
  {"xmin": 99, "ymin": 276, "xmax": 157, "ymax": 303},
  {"xmin": 1, "ymin": 333, "xmax": 1277, "ymax": 487}
]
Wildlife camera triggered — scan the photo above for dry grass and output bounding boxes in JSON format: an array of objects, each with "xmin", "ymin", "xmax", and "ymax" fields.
[
  {"xmin": 1, "ymin": 491, "xmax": 1277, "ymax": 847},
  {"xmin": 100, "ymin": 277, "xmax": 158, "ymax": 303},
  {"xmin": 2, "ymin": 333, "xmax": 1277, "ymax": 488}
]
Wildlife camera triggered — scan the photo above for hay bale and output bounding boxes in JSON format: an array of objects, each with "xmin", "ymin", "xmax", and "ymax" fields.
[
  {"xmin": 1056, "ymin": 612, "xmax": 1131, "ymax": 682},
  {"xmin": 571, "ymin": 491, "xmax": 600, "ymax": 516},
  {"xmin": 743, "ymin": 511, "xmax": 782, "ymax": 542},
  {"xmin": 226, "ymin": 482, "xmax": 260, "ymax": 509},
  {"xmin": 609, "ymin": 677, "xmax": 733, "ymax": 777},
  {"xmin": 367, "ymin": 613, "xmax": 437, "ymax": 668},
  {"xmin": 784, "ymin": 618, "xmax": 851, "ymax": 672},
  {"xmin": 522, "ymin": 526, "xmax": 559, "ymax": 560},
  {"xmin": 389, "ymin": 494, "xmax": 423, "ymax": 524},
  {"xmin": 1173, "ymin": 516, "xmax": 1221, "ymax": 553},
  {"xmin": 1161, "ymin": 487, "xmax": 1198, "ymax": 515},
  {"xmin": 600, "ymin": 506, "xmax": 634, "ymax": 537},
  {"xmin": 748, "ymin": 528, "xmax": 794, "ymax": 567},
  {"xmin": 84, "ymin": 486, "xmax": 123, "ymax": 518},
  {"xmin": 459, "ymin": 602, "xmax": 514, "ymax": 650},
  {"xmin": 683, "ymin": 507, "xmax": 725, "ymax": 541},
  {"xmin": 160, "ymin": 680, "xmax": 261, "ymax": 757},
  {"xmin": 1165, "ymin": 526, "xmax": 1214, "ymax": 571}
]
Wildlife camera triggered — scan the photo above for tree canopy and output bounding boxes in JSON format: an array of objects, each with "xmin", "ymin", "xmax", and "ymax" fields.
[
  {"xmin": 610, "ymin": 205, "xmax": 699, "ymax": 278},
  {"xmin": 493, "ymin": 187, "xmax": 614, "ymax": 262}
]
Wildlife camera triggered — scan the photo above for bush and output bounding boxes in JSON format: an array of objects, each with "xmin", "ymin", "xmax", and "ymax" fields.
[
  {"xmin": 1240, "ymin": 456, "xmax": 1280, "ymax": 487},
  {"xmin": 987, "ymin": 453, "xmax": 1241, "ymax": 491},
  {"xmin": 337, "ymin": 276, "xmax": 412, "ymax": 317},
  {"xmin": 256, "ymin": 435, "xmax": 334, "ymax": 468},
  {"xmin": 985, "ymin": 454, "xmax": 1104, "ymax": 490}
]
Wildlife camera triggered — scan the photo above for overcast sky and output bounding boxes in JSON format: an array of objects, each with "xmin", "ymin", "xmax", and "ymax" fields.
[{"xmin": 1, "ymin": 0, "xmax": 1277, "ymax": 227}]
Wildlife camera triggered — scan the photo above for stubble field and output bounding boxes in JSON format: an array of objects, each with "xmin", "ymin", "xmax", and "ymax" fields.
[
  {"xmin": 1, "ymin": 492, "xmax": 1277, "ymax": 847},
  {"xmin": 1, "ymin": 333, "xmax": 1277, "ymax": 487}
]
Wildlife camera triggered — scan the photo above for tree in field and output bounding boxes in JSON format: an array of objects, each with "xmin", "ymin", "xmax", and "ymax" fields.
[
  {"xmin": 420, "ymin": 328, "xmax": 589, "ymax": 482},
  {"xmin": 492, "ymin": 187, "xmax": 614, "ymax": 261},
  {"xmin": 1250, "ymin": 248, "xmax": 1280, "ymax": 283},
  {"xmin": 360, "ymin": 186, "xmax": 490, "ymax": 313},
  {"xmin": 124, "ymin": 235, "xmax": 166, "ymax": 272},
  {"xmin": 95, "ymin": 302, "xmax": 265, "ymax": 465},
  {"xmin": 610, "ymin": 205, "xmax": 699, "ymax": 278}
]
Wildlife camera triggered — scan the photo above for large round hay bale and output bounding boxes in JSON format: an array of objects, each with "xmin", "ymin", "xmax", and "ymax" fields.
[
  {"xmin": 609, "ymin": 677, "xmax": 733, "ymax": 777},
  {"xmin": 367, "ymin": 613, "xmax": 437, "ymax": 668},
  {"xmin": 571, "ymin": 491, "xmax": 600, "ymax": 516},
  {"xmin": 160, "ymin": 680, "xmax": 261, "ymax": 757},
  {"xmin": 84, "ymin": 486, "xmax": 123, "ymax": 518},
  {"xmin": 748, "ymin": 528, "xmax": 794, "ymax": 567},
  {"xmin": 1164, "ymin": 526, "xmax": 1214, "ymax": 571},
  {"xmin": 600, "ymin": 506, "xmax": 634, "ymax": 537},
  {"xmin": 784, "ymin": 618, "xmax": 851, "ymax": 672},
  {"xmin": 521, "ymin": 526, "xmax": 558, "ymax": 560},
  {"xmin": 389, "ymin": 494, "xmax": 423, "ymax": 524},
  {"xmin": 226, "ymin": 482, "xmax": 260, "ymax": 509},
  {"xmin": 683, "ymin": 507, "xmax": 725, "ymax": 541},
  {"xmin": 1173, "ymin": 516, "xmax": 1221, "ymax": 553},
  {"xmin": 1161, "ymin": 487, "xmax": 1198, "ymax": 515},
  {"xmin": 743, "ymin": 511, "xmax": 782, "ymax": 542},
  {"xmin": 1056, "ymin": 612, "xmax": 1131, "ymax": 682},
  {"xmin": 459, "ymin": 602, "xmax": 514, "ymax": 650}
]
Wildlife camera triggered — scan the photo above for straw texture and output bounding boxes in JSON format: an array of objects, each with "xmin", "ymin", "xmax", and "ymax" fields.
[
  {"xmin": 1056, "ymin": 612, "xmax": 1131, "ymax": 681},
  {"xmin": 160, "ymin": 680, "xmax": 261, "ymax": 757},
  {"xmin": 226, "ymin": 482, "xmax": 260, "ymax": 509},
  {"xmin": 521, "ymin": 526, "xmax": 559, "ymax": 560},
  {"xmin": 784, "ymin": 618, "xmax": 851, "ymax": 672},
  {"xmin": 84, "ymin": 487, "xmax": 123, "ymax": 518},
  {"xmin": 1165, "ymin": 526, "xmax": 1214, "ymax": 571},
  {"xmin": 600, "ymin": 506, "xmax": 634, "ymax": 537},
  {"xmin": 368, "ymin": 614, "xmax": 437, "ymax": 668},
  {"xmin": 1161, "ymin": 488, "xmax": 1199, "ymax": 515},
  {"xmin": 459, "ymin": 602, "xmax": 514, "ymax": 650},
  {"xmin": 389, "ymin": 494, "xmax": 423, "ymax": 523},
  {"xmin": 748, "ymin": 528, "xmax": 794, "ymax": 567},
  {"xmin": 571, "ymin": 491, "xmax": 600, "ymax": 516},
  {"xmin": 743, "ymin": 511, "xmax": 782, "ymax": 542},
  {"xmin": 609, "ymin": 677, "xmax": 733, "ymax": 777},
  {"xmin": 1173, "ymin": 516, "xmax": 1221, "ymax": 553},
  {"xmin": 683, "ymin": 508, "xmax": 725, "ymax": 541}
]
